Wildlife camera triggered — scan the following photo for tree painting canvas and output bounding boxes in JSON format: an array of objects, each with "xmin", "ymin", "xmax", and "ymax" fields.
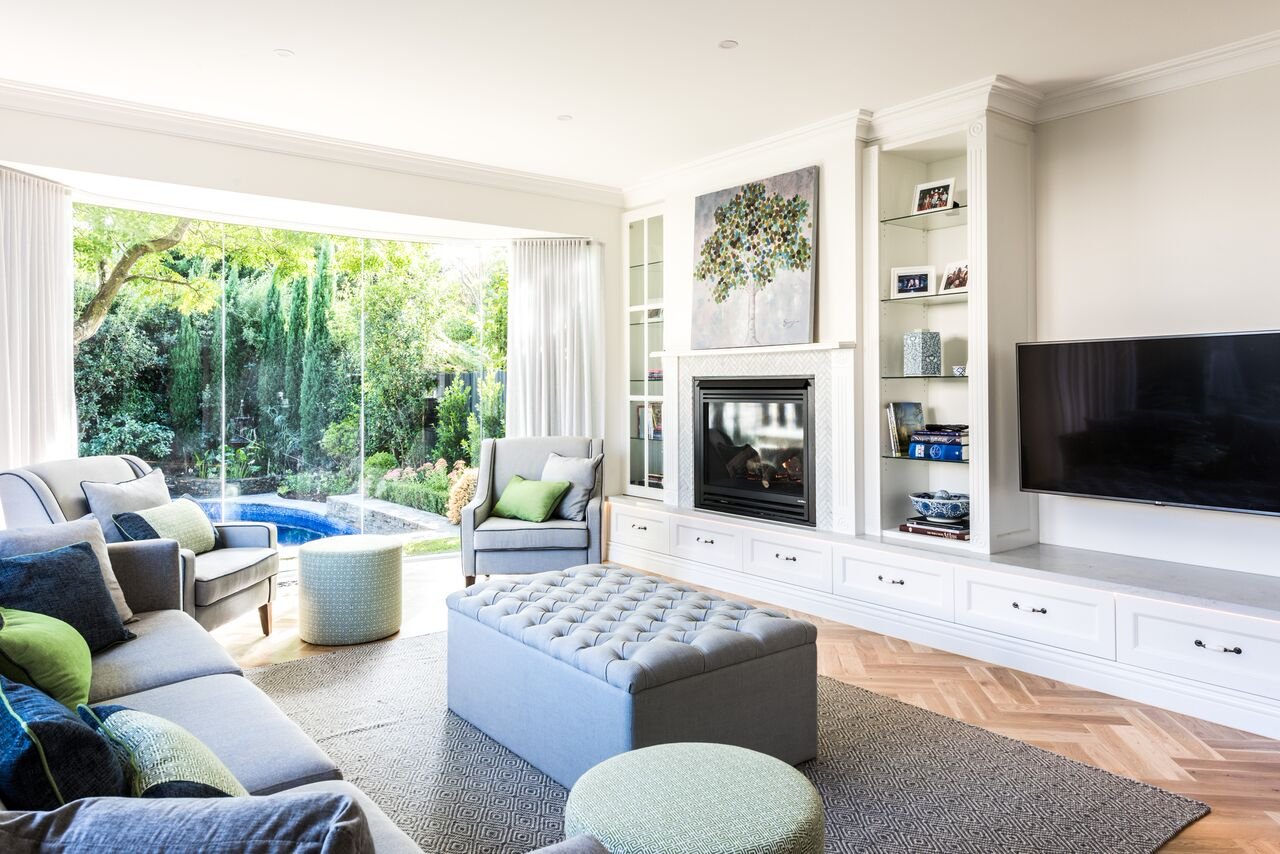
[{"xmin": 692, "ymin": 166, "xmax": 817, "ymax": 349}]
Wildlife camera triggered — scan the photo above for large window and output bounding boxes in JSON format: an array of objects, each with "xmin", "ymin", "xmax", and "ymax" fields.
[{"xmin": 72, "ymin": 204, "xmax": 507, "ymax": 548}]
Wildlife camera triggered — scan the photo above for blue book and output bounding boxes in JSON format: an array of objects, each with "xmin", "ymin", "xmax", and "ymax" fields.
[{"xmin": 908, "ymin": 441, "xmax": 969, "ymax": 461}]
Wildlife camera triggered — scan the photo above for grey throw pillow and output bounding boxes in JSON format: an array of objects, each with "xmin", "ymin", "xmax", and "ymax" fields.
[
  {"xmin": 81, "ymin": 469, "xmax": 171, "ymax": 544},
  {"xmin": 0, "ymin": 517, "xmax": 133, "ymax": 624},
  {"xmin": 541, "ymin": 452, "xmax": 603, "ymax": 521}
]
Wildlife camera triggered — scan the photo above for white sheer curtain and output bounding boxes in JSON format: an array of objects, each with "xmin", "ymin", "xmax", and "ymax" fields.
[
  {"xmin": 0, "ymin": 167, "xmax": 77, "ymax": 487},
  {"xmin": 506, "ymin": 238, "xmax": 604, "ymax": 438}
]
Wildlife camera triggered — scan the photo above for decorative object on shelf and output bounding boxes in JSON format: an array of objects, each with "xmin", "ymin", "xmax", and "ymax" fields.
[
  {"xmin": 903, "ymin": 329, "xmax": 942, "ymax": 376},
  {"xmin": 912, "ymin": 177, "xmax": 956, "ymax": 213},
  {"xmin": 691, "ymin": 166, "xmax": 817, "ymax": 349},
  {"xmin": 942, "ymin": 261, "xmax": 969, "ymax": 292},
  {"xmin": 885, "ymin": 401, "xmax": 925, "ymax": 457},
  {"xmin": 909, "ymin": 490, "xmax": 971, "ymax": 522},
  {"xmin": 909, "ymin": 441, "xmax": 969, "ymax": 461},
  {"xmin": 889, "ymin": 266, "xmax": 935, "ymax": 299},
  {"xmin": 952, "ymin": 365, "xmax": 967, "ymax": 377},
  {"xmin": 899, "ymin": 515, "xmax": 971, "ymax": 541},
  {"xmin": 910, "ymin": 424, "xmax": 968, "ymax": 445}
]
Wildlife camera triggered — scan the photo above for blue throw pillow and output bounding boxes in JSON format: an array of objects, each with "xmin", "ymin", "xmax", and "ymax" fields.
[
  {"xmin": 0, "ymin": 676, "xmax": 128, "ymax": 810},
  {"xmin": 0, "ymin": 541, "xmax": 135, "ymax": 653}
]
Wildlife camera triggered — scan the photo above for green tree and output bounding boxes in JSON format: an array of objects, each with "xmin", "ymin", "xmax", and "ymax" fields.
[
  {"xmin": 256, "ymin": 273, "xmax": 286, "ymax": 460},
  {"xmin": 692, "ymin": 182, "xmax": 812, "ymax": 345},
  {"xmin": 209, "ymin": 264, "xmax": 250, "ymax": 419},
  {"xmin": 481, "ymin": 262, "xmax": 508, "ymax": 370},
  {"xmin": 300, "ymin": 241, "xmax": 337, "ymax": 463},
  {"xmin": 283, "ymin": 275, "xmax": 309, "ymax": 430},
  {"xmin": 168, "ymin": 314, "xmax": 201, "ymax": 456},
  {"xmin": 432, "ymin": 376, "xmax": 472, "ymax": 465}
]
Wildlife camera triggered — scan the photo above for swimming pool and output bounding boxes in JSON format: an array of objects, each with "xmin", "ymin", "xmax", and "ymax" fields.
[{"xmin": 198, "ymin": 501, "xmax": 359, "ymax": 545}]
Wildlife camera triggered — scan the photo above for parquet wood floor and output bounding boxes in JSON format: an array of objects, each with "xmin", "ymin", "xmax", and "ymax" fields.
[{"xmin": 217, "ymin": 555, "xmax": 1280, "ymax": 851}]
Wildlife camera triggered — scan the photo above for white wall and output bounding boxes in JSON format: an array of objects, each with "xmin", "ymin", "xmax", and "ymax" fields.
[{"xmin": 1035, "ymin": 65, "xmax": 1280, "ymax": 574}]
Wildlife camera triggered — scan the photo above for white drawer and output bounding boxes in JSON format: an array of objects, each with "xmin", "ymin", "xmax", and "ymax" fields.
[
  {"xmin": 833, "ymin": 547, "xmax": 954, "ymax": 621},
  {"xmin": 743, "ymin": 531, "xmax": 832, "ymax": 592},
  {"xmin": 670, "ymin": 519, "xmax": 741, "ymax": 570},
  {"xmin": 1117, "ymin": 596, "xmax": 1280, "ymax": 701},
  {"xmin": 954, "ymin": 567, "xmax": 1115, "ymax": 659},
  {"xmin": 610, "ymin": 506, "xmax": 668, "ymax": 553}
]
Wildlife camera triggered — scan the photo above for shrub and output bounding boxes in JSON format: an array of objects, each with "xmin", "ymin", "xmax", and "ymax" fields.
[
  {"xmin": 320, "ymin": 412, "xmax": 360, "ymax": 465},
  {"xmin": 278, "ymin": 470, "xmax": 355, "ymax": 501},
  {"xmin": 432, "ymin": 376, "xmax": 471, "ymax": 464},
  {"xmin": 446, "ymin": 468, "xmax": 478, "ymax": 525},
  {"xmin": 81, "ymin": 415, "xmax": 174, "ymax": 460},
  {"xmin": 364, "ymin": 451, "xmax": 396, "ymax": 484},
  {"xmin": 377, "ymin": 478, "xmax": 450, "ymax": 516}
]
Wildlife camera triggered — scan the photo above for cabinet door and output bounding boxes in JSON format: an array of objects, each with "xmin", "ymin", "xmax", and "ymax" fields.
[
  {"xmin": 610, "ymin": 507, "xmax": 668, "ymax": 553},
  {"xmin": 1117, "ymin": 596, "xmax": 1280, "ymax": 701},
  {"xmin": 833, "ymin": 547, "xmax": 954, "ymax": 620},
  {"xmin": 670, "ymin": 519, "xmax": 740, "ymax": 570},
  {"xmin": 954, "ymin": 567, "xmax": 1115, "ymax": 659},
  {"xmin": 743, "ymin": 531, "xmax": 832, "ymax": 592}
]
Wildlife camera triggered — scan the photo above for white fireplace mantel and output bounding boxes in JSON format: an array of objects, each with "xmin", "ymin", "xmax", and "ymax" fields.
[{"xmin": 652, "ymin": 340, "xmax": 855, "ymax": 359}]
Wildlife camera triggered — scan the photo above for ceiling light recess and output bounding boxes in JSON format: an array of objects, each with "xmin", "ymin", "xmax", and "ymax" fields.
[
  {"xmin": 272, "ymin": 48, "xmax": 295, "ymax": 59},
  {"xmin": 556, "ymin": 114, "xmax": 574, "ymax": 122},
  {"xmin": 718, "ymin": 39, "xmax": 739, "ymax": 50}
]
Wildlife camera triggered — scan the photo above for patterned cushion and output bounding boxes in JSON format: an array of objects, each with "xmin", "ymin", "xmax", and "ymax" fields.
[
  {"xmin": 0, "ymin": 542, "xmax": 135, "ymax": 653},
  {"xmin": 78, "ymin": 705, "xmax": 250, "ymax": 798},
  {"xmin": 0, "ymin": 607, "xmax": 91, "ymax": 709},
  {"xmin": 0, "ymin": 676, "xmax": 128, "ymax": 810},
  {"xmin": 81, "ymin": 469, "xmax": 171, "ymax": 544},
  {"xmin": 446, "ymin": 565, "xmax": 817, "ymax": 693},
  {"xmin": 114, "ymin": 496, "xmax": 216, "ymax": 555}
]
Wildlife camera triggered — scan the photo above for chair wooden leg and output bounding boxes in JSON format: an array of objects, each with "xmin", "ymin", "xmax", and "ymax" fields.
[
  {"xmin": 464, "ymin": 576, "xmax": 476, "ymax": 588},
  {"xmin": 258, "ymin": 602, "xmax": 273, "ymax": 636}
]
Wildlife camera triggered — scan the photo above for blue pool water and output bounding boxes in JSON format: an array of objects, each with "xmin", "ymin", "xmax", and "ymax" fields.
[{"xmin": 198, "ymin": 501, "xmax": 358, "ymax": 545}]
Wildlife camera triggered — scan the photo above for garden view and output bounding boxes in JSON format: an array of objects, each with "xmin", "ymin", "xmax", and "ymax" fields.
[{"xmin": 72, "ymin": 203, "xmax": 507, "ymax": 546}]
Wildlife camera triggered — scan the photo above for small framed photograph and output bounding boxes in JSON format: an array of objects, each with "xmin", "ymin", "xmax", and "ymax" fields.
[
  {"xmin": 912, "ymin": 178, "xmax": 956, "ymax": 214},
  {"xmin": 942, "ymin": 260, "xmax": 969, "ymax": 293},
  {"xmin": 889, "ymin": 266, "xmax": 935, "ymax": 299}
]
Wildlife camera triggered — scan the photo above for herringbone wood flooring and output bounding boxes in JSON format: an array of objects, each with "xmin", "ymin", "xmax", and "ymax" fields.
[{"xmin": 219, "ymin": 556, "xmax": 1280, "ymax": 851}]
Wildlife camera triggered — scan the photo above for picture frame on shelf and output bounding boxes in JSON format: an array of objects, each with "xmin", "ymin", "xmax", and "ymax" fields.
[
  {"xmin": 889, "ymin": 266, "xmax": 935, "ymax": 299},
  {"xmin": 912, "ymin": 177, "xmax": 956, "ymax": 213},
  {"xmin": 942, "ymin": 260, "xmax": 969, "ymax": 293}
]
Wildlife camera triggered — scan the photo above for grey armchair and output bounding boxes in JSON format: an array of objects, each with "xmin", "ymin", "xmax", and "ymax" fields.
[
  {"xmin": 461, "ymin": 437, "xmax": 603, "ymax": 586},
  {"xmin": 0, "ymin": 455, "xmax": 279, "ymax": 635}
]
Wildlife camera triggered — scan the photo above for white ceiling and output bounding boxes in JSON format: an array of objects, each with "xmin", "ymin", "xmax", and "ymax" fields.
[{"xmin": 2, "ymin": 1, "xmax": 1278, "ymax": 189}]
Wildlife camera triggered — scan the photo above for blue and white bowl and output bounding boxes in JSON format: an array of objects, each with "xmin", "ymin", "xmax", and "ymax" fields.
[{"xmin": 909, "ymin": 490, "xmax": 970, "ymax": 522}]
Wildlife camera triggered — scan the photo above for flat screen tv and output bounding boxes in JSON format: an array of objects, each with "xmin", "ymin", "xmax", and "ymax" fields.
[{"xmin": 1016, "ymin": 331, "xmax": 1280, "ymax": 517}]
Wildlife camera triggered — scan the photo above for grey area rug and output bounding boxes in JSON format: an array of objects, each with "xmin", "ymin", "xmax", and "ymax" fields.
[{"xmin": 247, "ymin": 633, "xmax": 1207, "ymax": 854}]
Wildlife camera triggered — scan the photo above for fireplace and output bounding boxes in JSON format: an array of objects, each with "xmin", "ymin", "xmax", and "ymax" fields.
[{"xmin": 694, "ymin": 376, "xmax": 815, "ymax": 526}]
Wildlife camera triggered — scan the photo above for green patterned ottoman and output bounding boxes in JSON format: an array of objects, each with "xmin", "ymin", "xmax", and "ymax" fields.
[
  {"xmin": 298, "ymin": 535, "xmax": 403, "ymax": 646},
  {"xmin": 565, "ymin": 742, "xmax": 824, "ymax": 854}
]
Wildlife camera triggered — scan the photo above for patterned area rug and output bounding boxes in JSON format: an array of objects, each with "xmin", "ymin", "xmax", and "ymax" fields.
[{"xmin": 247, "ymin": 632, "xmax": 1207, "ymax": 854}]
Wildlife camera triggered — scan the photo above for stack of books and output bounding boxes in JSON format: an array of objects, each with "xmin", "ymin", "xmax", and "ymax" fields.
[
  {"xmin": 907, "ymin": 424, "xmax": 969, "ymax": 462},
  {"xmin": 899, "ymin": 516, "xmax": 971, "ymax": 541}
]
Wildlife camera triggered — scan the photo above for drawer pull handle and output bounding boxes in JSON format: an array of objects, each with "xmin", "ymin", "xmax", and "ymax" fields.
[
  {"xmin": 775, "ymin": 553, "xmax": 798, "ymax": 562},
  {"xmin": 631, "ymin": 524, "xmax": 647, "ymax": 531},
  {"xmin": 1194, "ymin": 639, "xmax": 1242, "ymax": 655},
  {"xmin": 877, "ymin": 574, "xmax": 906, "ymax": 586},
  {"xmin": 696, "ymin": 536, "xmax": 716, "ymax": 545},
  {"xmin": 1011, "ymin": 602, "xmax": 1047, "ymax": 615}
]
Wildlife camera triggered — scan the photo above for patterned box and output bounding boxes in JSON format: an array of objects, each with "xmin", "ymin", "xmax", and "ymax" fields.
[{"xmin": 903, "ymin": 329, "xmax": 942, "ymax": 376}]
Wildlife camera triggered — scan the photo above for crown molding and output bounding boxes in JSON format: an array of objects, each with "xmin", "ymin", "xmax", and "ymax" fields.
[
  {"xmin": 0, "ymin": 79, "xmax": 625, "ymax": 208},
  {"xmin": 867, "ymin": 75, "xmax": 1044, "ymax": 142},
  {"xmin": 1038, "ymin": 29, "xmax": 1280, "ymax": 123},
  {"xmin": 623, "ymin": 109, "xmax": 872, "ymax": 207}
]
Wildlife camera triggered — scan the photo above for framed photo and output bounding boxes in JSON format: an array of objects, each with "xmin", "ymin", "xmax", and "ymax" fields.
[
  {"xmin": 942, "ymin": 260, "xmax": 969, "ymax": 293},
  {"xmin": 889, "ymin": 266, "xmax": 935, "ymax": 299},
  {"xmin": 912, "ymin": 177, "xmax": 956, "ymax": 214}
]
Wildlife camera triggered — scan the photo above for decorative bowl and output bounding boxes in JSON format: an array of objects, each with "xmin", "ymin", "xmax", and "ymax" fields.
[{"xmin": 909, "ymin": 490, "xmax": 970, "ymax": 522}]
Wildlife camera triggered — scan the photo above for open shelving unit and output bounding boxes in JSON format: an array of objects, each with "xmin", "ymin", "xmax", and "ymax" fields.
[
  {"xmin": 863, "ymin": 117, "xmax": 1037, "ymax": 555},
  {"xmin": 625, "ymin": 212, "xmax": 665, "ymax": 499}
]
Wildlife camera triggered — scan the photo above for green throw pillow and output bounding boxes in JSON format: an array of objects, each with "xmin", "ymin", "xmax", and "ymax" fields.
[
  {"xmin": 78, "ymin": 705, "xmax": 249, "ymax": 798},
  {"xmin": 113, "ymin": 496, "xmax": 216, "ymax": 555},
  {"xmin": 491, "ymin": 476, "xmax": 572, "ymax": 523},
  {"xmin": 0, "ymin": 608, "xmax": 91, "ymax": 710}
]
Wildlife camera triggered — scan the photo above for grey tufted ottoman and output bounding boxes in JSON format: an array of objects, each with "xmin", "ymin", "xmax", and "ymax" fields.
[{"xmin": 445, "ymin": 564, "xmax": 818, "ymax": 788}]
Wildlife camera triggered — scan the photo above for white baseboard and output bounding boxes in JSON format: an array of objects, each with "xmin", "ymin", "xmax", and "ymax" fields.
[{"xmin": 608, "ymin": 542, "xmax": 1280, "ymax": 741}]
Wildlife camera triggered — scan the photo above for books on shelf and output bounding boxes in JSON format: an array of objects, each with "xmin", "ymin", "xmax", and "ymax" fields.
[
  {"xmin": 646, "ymin": 368, "xmax": 664, "ymax": 381},
  {"xmin": 885, "ymin": 402, "xmax": 925, "ymax": 457},
  {"xmin": 898, "ymin": 515, "xmax": 971, "ymax": 541},
  {"xmin": 634, "ymin": 402, "xmax": 663, "ymax": 440},
  {"xmin": 908, "ymin": 430, "xmax": 969, "ymax": 446},
  {"xmin": 908, "ymin": 442, "xmax": 969, "ymax": 461}
]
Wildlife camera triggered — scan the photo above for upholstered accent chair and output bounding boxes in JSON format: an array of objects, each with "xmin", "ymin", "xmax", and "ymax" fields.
[
  {"xmin": 461, "ymin": 437, "xmax": 604, "ymax": 586},
  {"xmin": 0, "ymin": 455, "xmax": 279, "ymax": 635}
]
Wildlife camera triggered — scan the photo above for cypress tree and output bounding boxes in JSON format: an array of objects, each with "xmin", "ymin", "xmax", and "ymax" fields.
[
  {"xmin": 169, "ymin": 314, "xmax": 201, "ymax": 457},
  {"xmin": 300, "ymin": 241, "xmax": 336, "ymax": 463},
  {"xmin": 283, "ymin": 274, "xmax": 309, "ymax": 430},
  {"xmin": 256, "ymin": 274, "xmax": 286, "ymax": 461}
]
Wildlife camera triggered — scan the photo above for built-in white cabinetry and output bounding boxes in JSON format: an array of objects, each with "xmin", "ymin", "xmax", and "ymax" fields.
[
  {"xmin": 832, "ymin": 547, "xmax": 954, "ymax": 621},
  {"xmin": 742, "ymin": 531, "xmax": 833, "ymax": 593},
  {"xmin": 954, "ymin": 567, "xmax": 1115, "ymax": 659},
  {"xmin": 669, "ymin": 518, "xmax": 740, "ymax": 571}
]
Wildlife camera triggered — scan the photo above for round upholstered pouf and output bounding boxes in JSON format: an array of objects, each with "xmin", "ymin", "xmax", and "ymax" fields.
[
  {"xmin": 565, "ymin": 743, "xmax": 823, "ymax": 854},
  {"xmin": 297, "ymin": 535, "xmax": 403, "ymax": 645}
]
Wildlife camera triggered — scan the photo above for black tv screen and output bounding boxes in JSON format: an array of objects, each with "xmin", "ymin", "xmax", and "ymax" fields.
[{"xmin": 1017, "ymin": 331, "xmax": 1280, "ymax": 516}]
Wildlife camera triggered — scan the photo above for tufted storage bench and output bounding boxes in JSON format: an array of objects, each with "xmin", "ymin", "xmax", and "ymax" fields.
[{"xmin": 445, "ymin": 564, "xmax": 818, "ymax": 788}]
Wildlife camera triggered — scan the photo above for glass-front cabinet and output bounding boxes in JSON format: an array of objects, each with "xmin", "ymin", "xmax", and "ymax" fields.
[{"xmin": 625, "ymin": 213, "xmax": 664, "ymax": 498}]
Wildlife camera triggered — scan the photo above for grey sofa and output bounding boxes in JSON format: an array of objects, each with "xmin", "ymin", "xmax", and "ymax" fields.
[
  {"xmin": 0, "ymin": 455, "xmax": 278, "ymax": 634},
  {"xmin": 461, "ymin": 437, "xmax": 603, "ymax": 586},
  {"xmin": 0, "ymin": 529, "xmax": 607, "ymax": 853}
]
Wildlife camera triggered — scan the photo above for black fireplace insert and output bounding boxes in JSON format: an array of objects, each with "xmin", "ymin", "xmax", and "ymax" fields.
[{"xmin": 693, "ymin": 376, "xmax": 815, "ymax": 526}]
